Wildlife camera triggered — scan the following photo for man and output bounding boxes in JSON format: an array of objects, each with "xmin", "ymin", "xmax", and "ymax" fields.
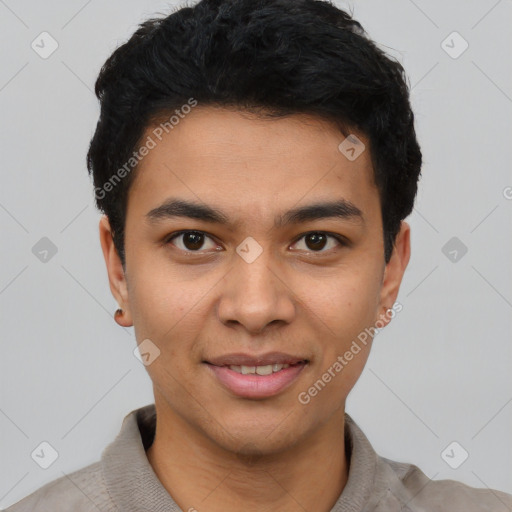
[{"xmin": 6, "ymin": 0, "xmax": 512, "ymax": 510}]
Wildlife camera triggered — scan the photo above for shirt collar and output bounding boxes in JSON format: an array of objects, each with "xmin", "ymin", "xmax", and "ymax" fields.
[{"xmin": 101, "ymin": 403, "xmax": 379, "ymax": 511}]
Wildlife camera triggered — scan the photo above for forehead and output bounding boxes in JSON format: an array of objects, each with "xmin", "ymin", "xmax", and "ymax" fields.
[{"xmin": 126, "ymin": 107, "xmax": 379, "ymax": 226}]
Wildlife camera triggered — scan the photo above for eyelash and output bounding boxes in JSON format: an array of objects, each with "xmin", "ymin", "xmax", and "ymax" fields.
[{"xmin": 164, "ymin": 230, "xmax": 348, "ymax": 254}]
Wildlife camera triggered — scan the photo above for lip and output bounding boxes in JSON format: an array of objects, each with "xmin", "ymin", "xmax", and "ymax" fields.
[
  {"xmin": 205, "ymin": 360, "xmax": 308, "ymax": 399},
  {"xmin": 205, "ymin": 351, "xmax": 308, "ymax": 367}
]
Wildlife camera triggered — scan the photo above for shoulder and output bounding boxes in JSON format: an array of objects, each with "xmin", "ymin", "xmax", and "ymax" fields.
[
  {"xmin": 3, "ymin": 461, "xmax": 116, "ymax": 512},
  {"xmin": 376, "ymin": 456, "xmax": 512, "ymax": 511}
]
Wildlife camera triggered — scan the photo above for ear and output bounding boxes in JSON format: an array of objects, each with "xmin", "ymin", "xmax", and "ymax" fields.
[
  {"xmin": 375, "ymin": 221, "xmax": 411, "ymax": 327},
  {"xmin": 99, "ymin": 215, "xmax": 133, "ymax": 327}
]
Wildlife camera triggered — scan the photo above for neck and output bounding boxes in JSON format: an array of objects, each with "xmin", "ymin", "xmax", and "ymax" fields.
[{"xmin": 146, "ymin": 401, "xmax": 348, "ymax": 512}]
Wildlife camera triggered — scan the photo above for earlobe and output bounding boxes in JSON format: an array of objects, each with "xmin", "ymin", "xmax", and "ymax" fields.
[{"xmin": 98, "ymin": 215, "xmax": 133, "ymax": 327}]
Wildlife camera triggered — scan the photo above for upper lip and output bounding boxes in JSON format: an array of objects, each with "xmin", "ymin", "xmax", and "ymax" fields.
[{"xmin": 205, "ymin": 352, "xmax": 309, "ymax": 367}]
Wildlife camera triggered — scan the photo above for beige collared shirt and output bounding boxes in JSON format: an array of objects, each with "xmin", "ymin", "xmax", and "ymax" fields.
[{"xmin": 5, "ymin": 403, "xmax": 512, "ymax": 511}]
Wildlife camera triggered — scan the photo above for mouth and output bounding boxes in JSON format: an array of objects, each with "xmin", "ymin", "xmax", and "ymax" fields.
[
  {"xmin": 221, "ymin": 362, "xmax": 305, "ymax": 375},
  {"xmin": 203, "ymin": 353, "xmax": 309, "ymax": 399}
]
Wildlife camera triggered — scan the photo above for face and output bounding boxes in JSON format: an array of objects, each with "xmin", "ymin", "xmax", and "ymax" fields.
[{"xmin": 100, "ymin": 106, "xmax": 410, "ymax": 456}]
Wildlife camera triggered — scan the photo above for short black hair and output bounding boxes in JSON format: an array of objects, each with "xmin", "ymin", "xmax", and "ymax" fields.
[{"xmin": 87, "ymin": 0, "xmax": 422, "ymax": 267}]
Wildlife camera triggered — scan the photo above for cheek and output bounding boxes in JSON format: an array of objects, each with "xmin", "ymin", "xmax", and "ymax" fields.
[
  {"xmin": 305, "ymin": 268, "xmax": 381, "ymax": 340},
  {"xmin": 128, "ymin": 260, "xmax": 197, "ymax": 344},
  {"xmin": 300, "ymin": 266, "xmax": 381, "ymax": 398}
]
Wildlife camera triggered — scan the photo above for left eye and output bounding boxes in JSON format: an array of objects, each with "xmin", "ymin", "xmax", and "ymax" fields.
[{"xmin": 291, "ymin": 232, "xmax": 345, "ymax": 252}]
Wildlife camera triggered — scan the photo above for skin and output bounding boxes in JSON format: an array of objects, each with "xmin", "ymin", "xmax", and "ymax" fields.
[{"xmin": 99, "ymin": 106, "xmax": 410, "ymax": 512}]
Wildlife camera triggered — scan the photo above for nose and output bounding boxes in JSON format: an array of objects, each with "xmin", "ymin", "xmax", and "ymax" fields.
[{"xmin": 217, "ymin": 247, "xmax": 296, "ymax": 335}]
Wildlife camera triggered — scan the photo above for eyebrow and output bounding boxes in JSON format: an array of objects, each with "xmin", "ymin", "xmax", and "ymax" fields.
[{"xmin": 145, "ymin": 198, "xmax": 364, "ymax": 228}]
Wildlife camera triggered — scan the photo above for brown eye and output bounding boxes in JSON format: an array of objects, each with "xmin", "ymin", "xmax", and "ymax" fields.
[
  {"xmin": 305, "ymin": 232, "xmax": 328, "ymax": 251},
  {"xmin": 291, "ymin": 232, "xmax": 345, "ymax": 253},
  {"xmin": 182, "ymin": 232, "xmax": 205, "ymax": 250},
  {"xmin": 167, "ymin": 231, "xmax": 218, "ymax": 252}
]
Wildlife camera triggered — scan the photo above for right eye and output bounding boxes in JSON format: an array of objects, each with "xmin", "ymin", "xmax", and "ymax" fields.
[{"xmin": 165, "ymin": 230, "xmax": 221, "ymax": 252}]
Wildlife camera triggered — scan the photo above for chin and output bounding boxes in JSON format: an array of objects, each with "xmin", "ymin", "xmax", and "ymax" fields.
[{"xmin": 203, "ymin": 412, "xmax": 309, "ymax": 457}]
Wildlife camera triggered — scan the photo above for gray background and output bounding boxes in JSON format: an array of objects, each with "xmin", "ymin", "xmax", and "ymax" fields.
[{"xmin": 1, "ymin": 0, "xmax": 511, "ymax": 508}]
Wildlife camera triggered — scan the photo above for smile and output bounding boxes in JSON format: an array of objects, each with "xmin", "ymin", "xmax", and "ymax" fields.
[
  {"xmin": 228, "ymin": 363, "xmax": 291, "ymax": 375},
  {"xmin": 204, "ymin": 360, "xmax": 308, "ymax": 399}
]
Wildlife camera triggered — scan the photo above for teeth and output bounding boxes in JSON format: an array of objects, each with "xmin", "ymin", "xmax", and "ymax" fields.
[
  {"xmin": 229, "ymin": 363, "xmax": 291, "ymax": 375},
  {"xmin": 256, "ymin": 365, "xmax": 273, "ymax": 376}
]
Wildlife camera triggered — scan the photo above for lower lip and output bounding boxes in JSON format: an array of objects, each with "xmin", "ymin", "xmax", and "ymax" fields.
[{"xmin": 206, "ymin": 363, "xmax": 307, "ymax": 399}]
